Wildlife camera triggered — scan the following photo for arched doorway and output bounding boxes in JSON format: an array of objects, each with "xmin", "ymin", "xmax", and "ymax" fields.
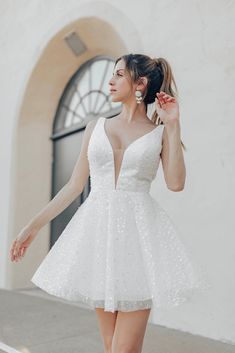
[
  {"xmin": 10, "ymin": 10, "xmax": 142, "ymax": 289},
  {"xmin": 50, "ymin": 55, "xmax": 121, "ymax": 247}
]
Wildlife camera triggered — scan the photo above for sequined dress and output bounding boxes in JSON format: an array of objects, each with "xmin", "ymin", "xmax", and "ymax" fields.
[{"xmin": 31, "ymin": 116, "xmax": 211, "ymax": 325}]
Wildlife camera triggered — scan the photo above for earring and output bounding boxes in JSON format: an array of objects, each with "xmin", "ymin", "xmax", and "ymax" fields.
[{"xmin": 135, "ymin": 90, "xmax": 143, "ymax": 104}]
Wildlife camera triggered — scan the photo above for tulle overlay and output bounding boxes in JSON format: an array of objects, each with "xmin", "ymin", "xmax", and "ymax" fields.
[
  {"xmin": 31, "ymin": 189, "xmax": 210, "ymax": 314},
  {"xmin": 31, "ymin": 117, "xmax": 211, "ymax": 325}
]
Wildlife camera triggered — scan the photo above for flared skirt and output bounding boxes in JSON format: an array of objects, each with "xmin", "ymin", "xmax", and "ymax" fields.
[{"xmin": 31, "ymin": 189, "xmax": 211, "ymax": 325}]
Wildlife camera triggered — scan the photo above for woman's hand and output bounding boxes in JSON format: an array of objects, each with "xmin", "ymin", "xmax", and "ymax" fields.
[
  {"xmin": 155, "ymin": 91, "xmax": 180, "ymax": 125},
  {"xmin": 10, "ymin": 226, "xmax": 39, "ymax": 262}
]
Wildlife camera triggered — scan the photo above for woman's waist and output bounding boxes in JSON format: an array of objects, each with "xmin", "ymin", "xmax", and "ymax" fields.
[{"xmin": 89, "ymin": 187, "xmax": 150, "ymax": 196}]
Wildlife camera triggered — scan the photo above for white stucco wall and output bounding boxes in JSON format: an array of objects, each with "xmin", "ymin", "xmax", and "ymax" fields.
[{"xmin": 0, "ymin": 0, "xmax": 234, "ymax": 344}]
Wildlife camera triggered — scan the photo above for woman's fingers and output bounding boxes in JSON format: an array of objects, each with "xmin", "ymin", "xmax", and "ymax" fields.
[
  {"xmin": 157, "ymin": 94, "xmax": 167, "ymax": 105},
  {"xmin": 159, "ymin": 93, "xmax": 168, "ymax": 101},
  {"xmin": 16, "ymin": 247, "xmax": 24, "ymax": 261},
  {"xmin": 157, "ymin": 92, "xmax": 176, "ymax": 104},
  {"xmin": 21, "ymin": 246, "xmax": 27, "ymax": 257},
  {"xmin": 11, "ymin": 239, "xmax": 25, "ymax": 261},
  {"xmin": 157, "ymin": 92, "xmax": 167, "ymax": 101},
  {"xmin": 12, "ymin": 244, "xmax": 18, "ymax": 261},
  {"xmin": 14, "ymin": 241, "xmax": 20, "ymax": 257},
  {"xmin": 11, "ymin": 240, "xmax": 18, "ymax": 259}
]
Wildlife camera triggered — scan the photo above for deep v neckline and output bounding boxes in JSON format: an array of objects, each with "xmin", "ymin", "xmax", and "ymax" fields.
[{"xmin": 102, "ymin": 117, "xmax": 162, "ymax": 190}]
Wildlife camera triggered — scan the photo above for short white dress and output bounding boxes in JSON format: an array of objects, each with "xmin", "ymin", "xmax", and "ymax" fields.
[{"xmin": 31, "ymin": 116, "xmax": 211, "ymax": 325}]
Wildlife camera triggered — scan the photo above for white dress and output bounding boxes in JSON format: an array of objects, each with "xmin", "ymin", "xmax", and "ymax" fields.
[{"xmin": 31, "ymin": 116, "xmax": 211, "ymax": 325}]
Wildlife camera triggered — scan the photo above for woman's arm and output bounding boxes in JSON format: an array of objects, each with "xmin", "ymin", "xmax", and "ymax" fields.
[
  {"xmin": 27, "ymin": 118, "xmax": 97, "ymax": 231},
  {"xmin": 160, "ymin": 120, "xmax": 186, "ymax": 191}
]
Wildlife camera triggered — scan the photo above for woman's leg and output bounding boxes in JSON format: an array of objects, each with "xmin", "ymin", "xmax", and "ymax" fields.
[
  {"xmin": 95, "ymin": 308, "xmax": 118, "ymax": 353},
  {"xmin": 112, "ymin": 308, "xmax": 151, "ymax": 353}
]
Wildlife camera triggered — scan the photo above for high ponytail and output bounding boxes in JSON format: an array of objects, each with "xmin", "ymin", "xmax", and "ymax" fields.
[
  {"xmin": 150, "ymin": 57, "xmax": 186, "ymax": 151},
  {"xmin": 115, "ymin": 54, "xmax": 186, "ymax": 151}
]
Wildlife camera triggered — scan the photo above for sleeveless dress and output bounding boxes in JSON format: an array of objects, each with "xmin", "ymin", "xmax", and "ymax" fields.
[{"xmin": 31, "ymin": 116, "xmax": 211, "ymax": 325}]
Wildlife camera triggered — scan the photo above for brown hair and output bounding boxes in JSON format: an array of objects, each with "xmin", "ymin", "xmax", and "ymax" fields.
[{"xmin": 114, "ymin": 54, "xmax": 186, "ymax": 151}]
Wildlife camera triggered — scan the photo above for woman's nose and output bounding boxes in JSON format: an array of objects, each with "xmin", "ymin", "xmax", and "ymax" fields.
[{"xmin": 109, "ymin": 76, "xmax": 115, "ymax": 85}]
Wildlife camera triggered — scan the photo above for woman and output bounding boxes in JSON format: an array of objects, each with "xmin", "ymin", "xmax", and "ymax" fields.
[{"xmin": 10, "ymin": 54, "xmax": 210, "ymax": 353}]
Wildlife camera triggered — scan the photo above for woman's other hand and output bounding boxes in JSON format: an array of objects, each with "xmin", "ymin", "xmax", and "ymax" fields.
[{"xmin": 10, "ymin": 226, "xmax": 39, "ymax": 262}]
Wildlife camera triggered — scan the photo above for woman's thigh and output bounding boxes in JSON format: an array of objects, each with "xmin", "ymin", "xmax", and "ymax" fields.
[
  {"xmin": 95, "ymin": 308, "xmax": 118, "ymax": 352},
  {"xmin": 112, "ymin": 308, "xmax": 151, "ymax": 353}
]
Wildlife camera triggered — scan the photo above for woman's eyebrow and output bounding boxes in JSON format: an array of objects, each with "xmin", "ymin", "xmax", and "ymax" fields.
[{"xmin": 113, "ymin": 68, "xmax": 125, "ymax": 74}]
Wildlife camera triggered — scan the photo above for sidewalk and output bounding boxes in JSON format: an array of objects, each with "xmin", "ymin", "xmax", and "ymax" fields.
[{"xmin": 0, "ymin": 289, "xmax": 234, "ymax": 353}]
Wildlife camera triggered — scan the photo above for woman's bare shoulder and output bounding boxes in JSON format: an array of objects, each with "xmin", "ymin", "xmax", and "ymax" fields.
[
  {"xmin": 86, "ymin": 118, "xmax": 99, "ymax": 129},
  {"xmin": 84, "ymin": 117, "xmax": 101, "ymax": 137}
]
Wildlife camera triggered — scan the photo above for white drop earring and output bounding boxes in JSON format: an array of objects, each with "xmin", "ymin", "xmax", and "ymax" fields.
[{"xmin": 135, "ymin": 90, "xmax": 143, "ymax": 104}]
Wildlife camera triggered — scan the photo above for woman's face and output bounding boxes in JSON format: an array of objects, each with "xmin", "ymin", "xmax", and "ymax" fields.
[{"xmin": 108, "ymin": 59, "xmax": 134, "ymax": 103}]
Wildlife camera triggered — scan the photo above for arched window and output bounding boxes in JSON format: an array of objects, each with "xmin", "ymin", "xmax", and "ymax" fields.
[
  {"xmin": 50, "ymin": 56, "xmax": 121, "ymax": 247},
  {"xmin": 53, "ymin": 55, "xmax": 121, "ymax": 136}
]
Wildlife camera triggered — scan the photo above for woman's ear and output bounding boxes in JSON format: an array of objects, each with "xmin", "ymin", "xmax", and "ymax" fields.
[{"xmin": 136, "ymin": 76, "xmax": 148, "ymax": 90}]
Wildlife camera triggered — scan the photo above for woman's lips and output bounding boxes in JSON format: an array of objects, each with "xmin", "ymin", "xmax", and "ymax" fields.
[{"xmin": 110, "ymin": 90, "xmax": 117, "ymax": 94}]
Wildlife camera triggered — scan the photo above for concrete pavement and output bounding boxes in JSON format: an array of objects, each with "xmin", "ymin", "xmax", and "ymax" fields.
[{"xmin": 0, "ymin": 289, "xmax": 234, "ymax": 353}]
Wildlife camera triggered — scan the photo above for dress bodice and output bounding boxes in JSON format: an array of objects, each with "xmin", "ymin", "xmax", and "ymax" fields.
[{"xmin": 87, "ymin": 117, "xmax": 164, "ymax": 193}]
